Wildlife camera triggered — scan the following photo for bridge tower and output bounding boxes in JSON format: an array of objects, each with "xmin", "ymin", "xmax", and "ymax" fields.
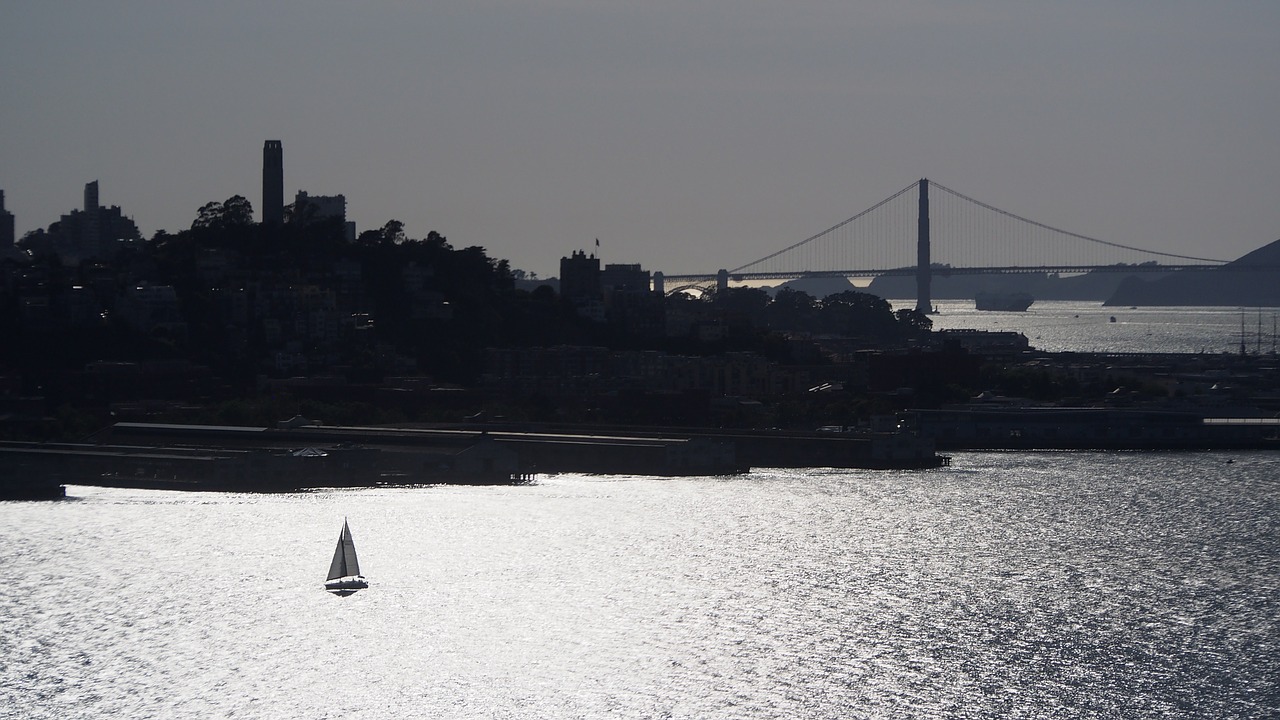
[{"xmin": 915, "ymin": 178, "xmax": 931, "ymax": 314}]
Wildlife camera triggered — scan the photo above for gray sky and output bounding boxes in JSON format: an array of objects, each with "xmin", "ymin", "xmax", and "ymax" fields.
[{"xmin": 3, "ymin": 1, "xmax": 1277, "ymax": 277}]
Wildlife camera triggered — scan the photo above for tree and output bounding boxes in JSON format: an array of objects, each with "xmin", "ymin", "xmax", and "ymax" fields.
[
  {"xmin": 895, "ymin": 308, "xmax": 933, "ymax": 333},
  {"xmin": 766, "ymin": 288, "xmax": 818, "ymax": 332},
  {"xmin": 819, "ymin": 290, "xmax": 897, "ymax": 337},
  {"xmin": 192, "ymin": 201, "xmax": 224, "ymax": 230},
  {"xmin": 713, "ymin": 287, "xmax": 770, "ymax": 327},
  {"xmin": 192, "ymin": 195, "xmax": 255, "ymax": 230},
  {"xmin": 356, "ymin": 228, "xmax": 382, "ymax": 247},
  {"xmin": 380, "ymin": 220, "xmax": 407, "ymax": 245},
  {"xmin": 222, "ymin": 195, "xmax": 254, "ymax": 227},
  {"xmin": 17, "ymin": 228, "xmax": 55, "ymax": 257}
]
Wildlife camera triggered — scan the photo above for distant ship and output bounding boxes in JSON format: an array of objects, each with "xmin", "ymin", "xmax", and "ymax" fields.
[{"xmin": 974, "ymin": 291, "xmax": 1034, "ymax": 312}]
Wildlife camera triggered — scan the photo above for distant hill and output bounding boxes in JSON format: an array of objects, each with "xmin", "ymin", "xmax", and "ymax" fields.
[
  {"xmin": 863, "ymin": 266, "xmax": 1151, "ymax": 303},
  {"xmin": 1233, "ymin": 238, "xmax": 1280, "ymax": 267},
  {"xmin": 767, "ymin": 274, "xmax": 859, "ymax": 299},
  {"xmin": 515, "ymin": 277, "xmax": 559, "ymax": 293},
  {"xmin": 1105, "ymin": 239, "xmax": 1280, "ymax": 307}
]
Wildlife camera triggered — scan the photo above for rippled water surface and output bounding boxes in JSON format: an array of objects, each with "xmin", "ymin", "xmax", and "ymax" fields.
[
  {"xmin": 889, "ymin": 299, "xmax": 1276, "ymax": 354},
  {"xmin": 3, "ymin": 452, "xmax": 1278, "ymax": 718}
]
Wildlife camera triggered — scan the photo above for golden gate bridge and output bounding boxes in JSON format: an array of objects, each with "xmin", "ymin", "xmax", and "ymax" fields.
[{"xmin": 659, "ymin": 178, "xmax": 1228, "ymax": 312}]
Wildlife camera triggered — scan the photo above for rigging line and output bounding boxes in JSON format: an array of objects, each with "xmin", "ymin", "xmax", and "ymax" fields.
[
  {"xmin": 929, "ymin": 180, "xmax": 1228, "ymax": 264},
  {"xmin": 730, "ymin": 181, "xmax": 918, "ymax": 274}
]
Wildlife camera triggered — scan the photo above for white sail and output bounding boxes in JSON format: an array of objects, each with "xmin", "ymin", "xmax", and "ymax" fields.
[{"xmin": 326, "ymin": 519, "xmax": 361, "ymax": 581}]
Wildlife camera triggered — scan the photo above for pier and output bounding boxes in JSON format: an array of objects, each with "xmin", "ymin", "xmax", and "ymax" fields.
[{"xmin": 0, "ymin": 420, "xmax": 945, "ymax": 495}]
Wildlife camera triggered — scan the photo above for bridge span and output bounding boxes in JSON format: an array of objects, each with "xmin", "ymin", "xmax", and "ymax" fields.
[{"xmin": 657, "ymin": 178, "xmax": 1229, "ymax": 309}]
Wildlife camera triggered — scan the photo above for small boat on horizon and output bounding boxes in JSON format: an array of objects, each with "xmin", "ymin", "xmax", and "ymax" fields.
[{"xmin": 324, "ymin": 518, "xmax": 369, "ymax": 597}]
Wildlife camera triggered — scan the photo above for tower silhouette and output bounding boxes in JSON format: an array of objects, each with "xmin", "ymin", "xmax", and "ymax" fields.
[
  {"xmin": 83, "ymin": 181, "xmax": 101, "ymax": 254},
  {"xmin": 262, "ymin": 140, "xmax": 283, "ymax": 225},
  {"xmin": 915, "ymin": 178, "xmax": 931, "ymax": 314},
  {"xmin": 0, "ymin": 190, "xmax": 14, "ymax": 249}
]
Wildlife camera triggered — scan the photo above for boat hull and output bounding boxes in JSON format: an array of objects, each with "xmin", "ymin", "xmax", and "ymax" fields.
[
  {"xmin": 324, "ymin": 576, "xmax": 368, "ymax": 597},
  {"xmin": 974, "ymin": 291, "xmax": 1034, "ymax": 312}
]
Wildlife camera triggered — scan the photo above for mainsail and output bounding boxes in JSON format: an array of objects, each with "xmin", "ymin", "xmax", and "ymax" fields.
[{"xmin": 327, "ymin": 519, "xmax": 362, "ymax": 581}]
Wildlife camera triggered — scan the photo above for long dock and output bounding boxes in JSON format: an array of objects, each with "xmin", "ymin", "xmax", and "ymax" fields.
[{"xmin": 0, "ymin": 420, "xmax": 946, "ymax": 494}]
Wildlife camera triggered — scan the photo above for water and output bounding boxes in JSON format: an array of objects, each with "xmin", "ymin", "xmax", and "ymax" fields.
[
  {"xmin": 4, "ymin": 452, "xmax": 1277, "ymax": 718},
  {"xmin": 889, "ymin": 299, "xmax": 1279, "ymax": 355}
]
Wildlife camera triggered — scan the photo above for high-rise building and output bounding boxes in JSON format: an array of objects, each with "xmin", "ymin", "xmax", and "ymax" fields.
[
  {"xmin": 293, "ymin": 190, "xmax": 356, "ymax": 242},
  {"xmin": 263, "ymin": 140, "xmax": 284, "ymax": 225},
  {"xmin": 83, "ymin": 180, "xmax": 101, "ymax": 252},
  {"xmin": 52, "ymin": 181, "xmax": 141, "ymax": 263},
  {"xmin": 293, "ymin": 191, "xmax": 346, "ymax": 222},
  {"xmin": 0, "ymin": 190, "xmax": 14, "ymax": 249}
]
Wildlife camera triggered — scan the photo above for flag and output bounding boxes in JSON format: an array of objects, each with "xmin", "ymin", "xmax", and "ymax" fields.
[{"xmin": 595, "ymin": 238, "xmax": 600, "ymax": 247}]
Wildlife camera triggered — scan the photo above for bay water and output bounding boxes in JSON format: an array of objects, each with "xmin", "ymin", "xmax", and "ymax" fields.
[
  {"xmin": 3, "ymin": 452, "xmax": 1277, "ymax": 718},
  {"xmin": 892, "ymin": 299, "xmax": 1279, "ymax": 355}
]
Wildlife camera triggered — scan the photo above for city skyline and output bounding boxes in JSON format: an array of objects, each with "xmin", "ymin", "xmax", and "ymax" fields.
[{"xmin": 2, "ymin": 2, "xmax": 1277, "ymax": 278}]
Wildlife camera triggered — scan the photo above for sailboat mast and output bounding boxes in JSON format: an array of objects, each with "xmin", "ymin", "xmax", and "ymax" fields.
[
  {"xmin": 327, "ymin": 521, "xmax": 350, "ymax": 580},
  {"xmin": 1257, "ymin": 309, "xmax": 1263, "ymax": 355},
  {"xmin": 343, "ymin": 521, "xmax": 361, "ymax": 577}
]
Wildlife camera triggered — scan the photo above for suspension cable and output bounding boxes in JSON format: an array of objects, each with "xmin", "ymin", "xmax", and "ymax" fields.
[
  {"xmin": 929, "ymin": 180, "xmax": 1227, "ymax": 264},
  {"xmin": 729, "ymin": 181, "xmax": 918, "ymax": 274}
]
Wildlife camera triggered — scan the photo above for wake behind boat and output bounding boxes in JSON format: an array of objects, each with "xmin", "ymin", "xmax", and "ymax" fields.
[{"xmin": 324, "ymin": 518, "xmax": 369, "ymax": 597}]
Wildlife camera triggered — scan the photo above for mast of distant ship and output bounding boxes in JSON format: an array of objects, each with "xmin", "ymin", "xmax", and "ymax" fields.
[{"xmin": 1257, "ymin": 309, "xmax": 1264, "ymax": 355}]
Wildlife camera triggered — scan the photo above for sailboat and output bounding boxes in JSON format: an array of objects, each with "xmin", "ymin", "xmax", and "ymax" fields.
[{"xmin": 324, "ymin": 518, "xmax": 369, "ymax": 597}]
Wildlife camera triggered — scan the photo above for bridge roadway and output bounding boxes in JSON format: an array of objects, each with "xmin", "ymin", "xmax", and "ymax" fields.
[{"xmin": 661, "ymin": 263, "xmax": 1231, "ymax": 284}]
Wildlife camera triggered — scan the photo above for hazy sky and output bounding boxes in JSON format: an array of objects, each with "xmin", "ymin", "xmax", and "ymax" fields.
[{"xmin": 3, "ymin": 1, "xmax": 1277, "ymax": 277}]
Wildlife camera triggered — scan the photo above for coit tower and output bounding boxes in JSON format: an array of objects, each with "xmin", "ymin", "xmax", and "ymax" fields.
[{"xmin": 262, "ymin": 140, "xmax": 284, "ymax": 225}]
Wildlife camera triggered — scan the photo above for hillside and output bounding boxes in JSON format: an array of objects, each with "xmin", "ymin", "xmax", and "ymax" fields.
[
  {"xmin": 864, "ymin": 266, "xmax": 1151, "ymax": 303},
  {"xmin": 1105, "ymin": 238, "xmax": 1280, "ymax": 307}
]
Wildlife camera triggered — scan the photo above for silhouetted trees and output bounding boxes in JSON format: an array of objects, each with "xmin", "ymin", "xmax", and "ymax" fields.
[
  {"xmin": 0, "ymin": 197, "xmax": 962, "ymax": 439},
  {"xmin": 710, "ymin": 286, "xmax": 931, "ymax": 342},
  {"xmin": 765, "ymin": 287, "xmax": 820, "ymax": 333},
  {"xmin": 192, "ymin": 196, "xmax": 254, "ymax": 231}
]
